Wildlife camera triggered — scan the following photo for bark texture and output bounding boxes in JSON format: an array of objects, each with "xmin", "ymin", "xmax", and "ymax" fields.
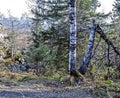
[
  {"xmin": 68, "ymin": 0, "xmax": 77, "ymax": 71},
  {"xmin": 79, "ymin": 20, "xmax": 96, "ymax": 74}
]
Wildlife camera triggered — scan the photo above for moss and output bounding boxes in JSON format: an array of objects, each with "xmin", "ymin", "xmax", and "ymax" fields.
[{"xmin": 18, "ymin": 75, "xmax": 37, "ymax": 82}]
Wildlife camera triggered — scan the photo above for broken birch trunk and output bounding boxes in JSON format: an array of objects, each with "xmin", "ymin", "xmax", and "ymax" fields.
[{"xmin": 79, "ymin": 20, "xmax": 96, "ymax": 75}]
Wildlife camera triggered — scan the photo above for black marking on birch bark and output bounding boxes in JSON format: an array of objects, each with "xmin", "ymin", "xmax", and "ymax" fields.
[{"xmin": 68, "ymin": 0, "xmax": 75, "ymax": 7}]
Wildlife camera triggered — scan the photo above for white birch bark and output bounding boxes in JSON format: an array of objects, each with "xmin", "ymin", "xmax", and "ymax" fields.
[
  {"xmin": 68, "ymin": 0, "xmax": 77, "ymax": 71},
  {"xmin": 79, "ymin": 20, "xmax": 96, "ymax": 74}
]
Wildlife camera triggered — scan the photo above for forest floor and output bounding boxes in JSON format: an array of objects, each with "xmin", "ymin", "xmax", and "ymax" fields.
[{"xmin": 0, "ymin": 72, "xmax": 119, "ymax": 98}]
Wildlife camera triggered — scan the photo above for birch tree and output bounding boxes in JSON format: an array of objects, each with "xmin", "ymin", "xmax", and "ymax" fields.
[
  {"xmin": 79, "ymin": 20, "xmax": 96, "ymax": 74},
  {"xmin": 68, "ymin": 0, "xmax": 77, "ymax": 72}
]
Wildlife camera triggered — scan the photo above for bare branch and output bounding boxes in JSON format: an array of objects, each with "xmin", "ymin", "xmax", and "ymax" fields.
[{"xmin": 96, "ymin": 24, "xmax": 120, "ymax": 56}]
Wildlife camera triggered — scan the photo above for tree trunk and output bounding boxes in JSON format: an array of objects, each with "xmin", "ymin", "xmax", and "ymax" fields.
[
  {"xmin": 68, "ymin": 0, "xmax": 77, "ymax": 72},
  {"xmin": 35, "ymin": 61, "xmax": 39, "ymax": 75},
  {"xmin": 79, "ymin": 20, "xmax": 96, "ymax": 74}
]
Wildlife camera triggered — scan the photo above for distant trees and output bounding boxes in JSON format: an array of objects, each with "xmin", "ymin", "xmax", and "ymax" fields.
[{"xmin": 0, "ymin": 11, "xmax": 31, "ymax": 66}]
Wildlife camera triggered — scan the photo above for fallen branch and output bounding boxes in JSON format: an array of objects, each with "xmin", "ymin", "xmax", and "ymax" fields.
[{"xmin": 96, "ymin": 24, "xmax": 120, "ymax": 56}]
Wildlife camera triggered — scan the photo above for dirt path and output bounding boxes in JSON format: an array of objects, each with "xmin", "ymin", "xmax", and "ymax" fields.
[
  {"xmin": 0, "ymin": 79, "xmax": 119, "ymax": 98},
  {"xmin": 0, "ymin": 88, "xmax": 93, "ymax": 98},
  {"xmin": 0, "ymin": 82, "xmax": 93, "ymax": 98}
]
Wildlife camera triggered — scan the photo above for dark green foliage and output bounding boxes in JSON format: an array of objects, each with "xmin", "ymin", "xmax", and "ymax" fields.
[
  {"xmin": 14, "ymin": 51, "xmax": 23, "ymax": 60},
  {"xmin": 30, "ymin": 44, "xmax": 49, "ymax": 62},
  {"xmin": 113, "ymin": 0, "xmax": 120, "ymax": 16},
  {"xmin": 29, "ymin": 0, "xmax": 69, "ymax": 69}
]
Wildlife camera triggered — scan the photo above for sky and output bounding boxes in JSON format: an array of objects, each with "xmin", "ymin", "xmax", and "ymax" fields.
[
  {"xmin": 97, "ymin": 0, "xmax": 114, "ymax": 13},
  {"xmin": 0, "ymin": 0, "xmax": 115, "ymax": 18},
  {"xmin": 0, "ymin": 0, "xmax": 28, "ymax": 18}
]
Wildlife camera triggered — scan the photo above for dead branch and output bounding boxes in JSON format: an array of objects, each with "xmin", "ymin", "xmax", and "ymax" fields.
[{"xmin": 96, "ymin": 24, "xmax": 120, "ymax": 56}]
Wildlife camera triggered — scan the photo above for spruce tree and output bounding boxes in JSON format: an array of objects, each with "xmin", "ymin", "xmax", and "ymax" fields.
[{"xmin": 29, "ymin": 0, "xmax": 69, "ymax": 69}]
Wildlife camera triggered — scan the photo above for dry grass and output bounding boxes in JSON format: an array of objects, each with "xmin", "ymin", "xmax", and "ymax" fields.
[
  {"xmin": 0, "ymin": 71, "xmax": 6, "ymax": 78},
  {"xmin": 0, "ymin": 71, "xmax": 38, "ymax": 82}
]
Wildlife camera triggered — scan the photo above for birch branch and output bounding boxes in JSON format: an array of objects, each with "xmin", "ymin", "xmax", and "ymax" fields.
[{"xmin": 96, "ymin": 24, "xmax": 120, "ymax": 56}]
